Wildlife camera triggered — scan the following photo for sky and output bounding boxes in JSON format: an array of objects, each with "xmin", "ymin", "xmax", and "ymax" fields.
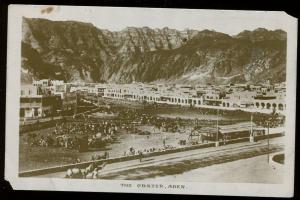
[{"xmin": 16, "ymin": 5, "xmax": 290, "ymax": 35}]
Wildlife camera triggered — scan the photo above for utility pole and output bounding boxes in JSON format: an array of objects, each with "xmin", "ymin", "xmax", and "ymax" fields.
[
  {"xmin": 267, "ymin": 121, "xmax": 270, "ymax": 163},
  {"xmin": 215, "ymin": 109, "xmax": 219, "ymax": 147},
  {"xmin": 74, "ymin": 93, "xmax": 78, "ymax": 116},
  {"xmin": 251, "ymin": 114, "xmax": 253, "ymax": 135},
  {"xmin": 250, "ymin": 113, "xmax": 254, "ymax": 143}
]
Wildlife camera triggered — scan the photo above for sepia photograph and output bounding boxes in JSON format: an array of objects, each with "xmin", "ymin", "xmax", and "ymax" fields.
[{"xmin": 5, "ymin": 5, "xmax": 297, "ymax": 197}]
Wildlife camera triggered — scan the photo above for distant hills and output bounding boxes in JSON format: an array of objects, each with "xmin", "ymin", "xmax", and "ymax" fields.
[{"xmin": 21, "ymin": 17, "xmax": 287, "ymax": 85}]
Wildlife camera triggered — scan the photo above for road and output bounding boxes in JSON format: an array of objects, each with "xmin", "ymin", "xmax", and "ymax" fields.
[
  {"xmin": 148, "ymin": 152, "xmax": 284, "ymax": 183},
  {"xmin": 37, "ymin": 137, "xmax": 284, "ymax": 179}
]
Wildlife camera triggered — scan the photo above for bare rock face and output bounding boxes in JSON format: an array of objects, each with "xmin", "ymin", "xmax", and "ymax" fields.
[{"xmin": 21, "ymin": 17, "xmax": 287, "ymax": 85}]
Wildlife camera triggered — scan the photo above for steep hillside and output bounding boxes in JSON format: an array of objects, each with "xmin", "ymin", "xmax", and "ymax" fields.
[{"xmin": 21, "ymin": 17, "xmax": 287, "ymax": 84}]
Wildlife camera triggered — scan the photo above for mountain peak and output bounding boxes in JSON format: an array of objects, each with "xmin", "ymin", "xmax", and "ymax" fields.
[
  {"xmin": 21, "ymin": 18, "xmax": 287, "ymax": 85},
  {"xmin": 235, "ymin": 28, "xmax": 286, "ymax": 41}
]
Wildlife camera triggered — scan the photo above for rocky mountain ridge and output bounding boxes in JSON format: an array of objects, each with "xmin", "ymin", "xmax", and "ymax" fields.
[{"xmin": 21, "ymin": 17, "xmax": 287, "ymax": 85}]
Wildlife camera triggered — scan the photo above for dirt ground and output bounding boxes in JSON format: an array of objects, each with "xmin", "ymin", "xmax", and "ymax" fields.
[
  {"xmin": 19, "ymin": 100, "xmax": 263, "ymax": 172},
  {"xmin": 19, "ymin": 124, "xmax": 193, "ymax": 171}
]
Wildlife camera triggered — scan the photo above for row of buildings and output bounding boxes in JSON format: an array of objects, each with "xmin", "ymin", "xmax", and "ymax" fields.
[
  {"xmin": 20, "ymin": 79, "xmax": 286, "ymax": 119},
  {"xmin": 20, "ymin": 79, "xmax": 77, "ymax": 118},
  {"xmin": 72, "ymin": 82, "xmax": 286, "ymax": 111},
  {"xmin": 93, "ymin": 82, "xmax": 286, "ymax": 111}
]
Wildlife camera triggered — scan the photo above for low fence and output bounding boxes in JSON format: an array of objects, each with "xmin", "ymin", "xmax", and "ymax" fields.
[{"xmin": 18, "ymin": 132, "xmax": 284, "ymax": 177}]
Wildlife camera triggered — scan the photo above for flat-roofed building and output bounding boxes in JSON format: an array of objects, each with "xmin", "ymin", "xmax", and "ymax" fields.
[
  {"xmin": 33, "ymin": 79, "xmax": 50, "ymax": 87},
  {"xmin": 221, "ymin": 90, "xmax": 257, "ymax": 108},
  {"xmin": 95, "ymin": 84, "xmax": 108, "ymax": 97},
  {"xmin": 20, "ymin": 85, "xmax": 60, "ymax": 118},
  {"xmin": 21, "ymin": 84, "xmax": 41, "ymax": 96}
]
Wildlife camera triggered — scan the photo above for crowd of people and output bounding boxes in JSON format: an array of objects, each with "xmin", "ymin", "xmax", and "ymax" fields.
[
  {"xmin": 123, "ymin": 145, "xmax": 177, "ymax": 157},
  {"xmin": 27, "ymin": 119, "xmax": 119, "ymax": 150},
  {"xmin": 25, "ymin": 104, "xmax": 263, "ymax": 151}
]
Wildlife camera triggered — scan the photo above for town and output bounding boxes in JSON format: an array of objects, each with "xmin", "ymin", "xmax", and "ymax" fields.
[
  {"xmin": 20, "ymin": 79, "xmax": 286, "ymax": 119},
  {"xmin": 19, "ymin": 79, "xmax": 286, "ymax": 181}
]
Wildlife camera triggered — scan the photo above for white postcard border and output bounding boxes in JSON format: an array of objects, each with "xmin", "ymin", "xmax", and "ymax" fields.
[{"xmin": 5, "ymin": 5, "xmax": 298, "ymax": 197}]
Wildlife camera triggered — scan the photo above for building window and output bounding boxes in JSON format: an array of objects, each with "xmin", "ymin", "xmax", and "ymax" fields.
[
  {"xmin": 20, "ymin": 108, "xmax": 25, "ymax": 117},
  {"xmin": 34, "ymin": 108, "xmax": 39, "ymax": 117}
]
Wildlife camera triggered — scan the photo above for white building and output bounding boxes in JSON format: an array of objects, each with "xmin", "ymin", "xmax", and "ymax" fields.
[
  {"xmin": 222, "ymin": 91, "xmax": 257, "ymax": 108},
  {"xmin": 20, "ymin": 85, "xmax": 59, "ymax": 118},
  {"xmin": 33, "ymin": 79, "xmax": 50, "ymax": 87}
]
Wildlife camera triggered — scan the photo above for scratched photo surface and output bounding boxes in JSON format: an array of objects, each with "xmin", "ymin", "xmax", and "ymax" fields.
[{"xmin": 5, "ymin": 5, "xmax": 297, "ymax": 196}]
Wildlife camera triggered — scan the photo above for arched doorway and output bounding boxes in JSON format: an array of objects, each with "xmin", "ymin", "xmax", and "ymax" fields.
[{"xmin": 256, "ymin": 102, "xmax": 260, "ymax": 108}]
